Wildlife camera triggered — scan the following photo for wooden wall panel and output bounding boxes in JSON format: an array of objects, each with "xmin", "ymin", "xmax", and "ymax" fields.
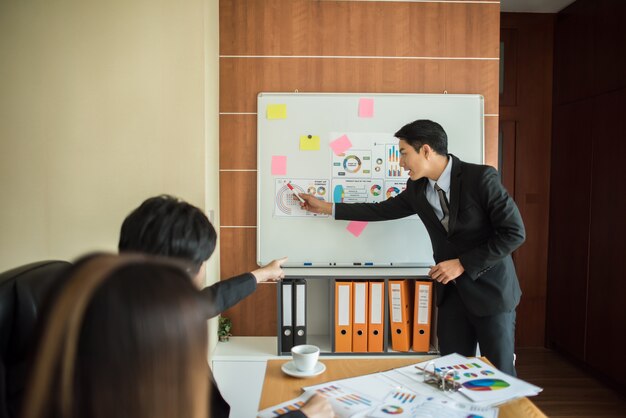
[
  {"xmin": 484, "ymin": 116, "xmax": 499, "ymax": 168},
  {"xmin": 553, "ymin": 0, "xmax": 595, "ymax": 105},
  {"xmin": 444, "ymin": 3, "xmax": 499, "ymax": 57},
  {"xmin": 220, "ymin": 0, "xmax": 500, "ymax": 336},
  {"xmin": 219, "ymin": 171, "xmax": 256, "ymax": 226},
  {"xmin": 222, "ymin": 283, "xmax": 278, "ymax": 335},
  {"xmin": 219, "ymin": 227, "xmax": 258, "ymax": 279},
  {"xmin": 220, "ymin": 114, "xmax": 257, "ymax": 169},
  {"xmin": 220, "ymin": 0, "xmax": 498, "ymax": 58},
  {"xmin": 592, "ymin": 1, "xmax": 626, "ymax": 95},
  {"xmin": 499, "ymin": 13, "xmax": 553, "ymax": 347},
  {"xmin": 219, "ymin": 58, "xmax": 447, "ymax": 112},
  {"xmin": 547, "ymin": 101, "xmax": 591, "ymax": 361},
  {"xmin": 220, "ymin": 227, "xmax": 278, "ymax": 335},
  {"xmin": 550, "ymin": 1, "xmax": 626, "ymax": 392},
  {"xmin": 444, "ymin": 61, "xmax": 499, "ymax": 114},
  {"xmin": 220, "ymin": 59, "xmax": 499, "ymax": 114},
  {"xmin": 586, "ymin": 89, "xmax": 626, "ymax": 388},
  {"xmin": 498, "ymin": 120, "xmax": 516, "ymax": 194},
  {"xmin": 499, "ymin": 29, "xmax": 517, "ymax": 107}
]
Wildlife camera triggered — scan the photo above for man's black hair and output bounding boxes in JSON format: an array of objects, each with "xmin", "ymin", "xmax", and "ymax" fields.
[
  {"xmin": 394, "ymin": 119, "xmax": 449, "ymax": 155},
  {"xmin": 118, "ymin": 195, "xmax": 216, "ymax": 273}
]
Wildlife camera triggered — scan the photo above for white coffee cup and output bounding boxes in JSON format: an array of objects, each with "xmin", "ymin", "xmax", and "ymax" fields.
[{"xmin": 291, "ymin": 344, "xmax": 320, "ymax": 372}]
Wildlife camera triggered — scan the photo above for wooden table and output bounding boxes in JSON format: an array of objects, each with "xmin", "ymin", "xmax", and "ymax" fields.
[{"xmin": 259, "ymin": 357, "xmax": 547, "ymax": 418}]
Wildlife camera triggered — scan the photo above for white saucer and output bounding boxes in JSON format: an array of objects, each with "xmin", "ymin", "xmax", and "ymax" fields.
[{"xmin": 281, "ymin": 361, "xmax": 326, "ymax": 378}]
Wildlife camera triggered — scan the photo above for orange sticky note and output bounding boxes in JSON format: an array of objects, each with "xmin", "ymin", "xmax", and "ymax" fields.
[
  {"xmin": 346, "ymin": 221, "xmax": 368, "ymax": 237},
  {"xmin": 358, "ymin": 98, "xmax": 374, "ymax": 118},
  {"xmin": 271, "ymin": 156, "xmax": 287, "ymax": 175},
  {"xmin": 329, "ymin": 134, "xmax": 352, "ymax": 156}
]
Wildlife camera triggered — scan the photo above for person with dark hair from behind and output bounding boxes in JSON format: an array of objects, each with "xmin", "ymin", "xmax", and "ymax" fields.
[
  {"xmin": 21, "ymin": 254, "xmax": 333, "ymax": 418},
  {"xmin": 119, "ymin": 195, "xmax": 287, "ymax": 318},
  {"xmin": 117, "ymin": 196, "xmax": 331, "ymax": 417}
]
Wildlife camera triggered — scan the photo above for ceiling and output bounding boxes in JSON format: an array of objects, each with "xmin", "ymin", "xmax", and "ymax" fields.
[{"xmin": 500, "ymin": 0, "xmax": 576, "ymax": 13}]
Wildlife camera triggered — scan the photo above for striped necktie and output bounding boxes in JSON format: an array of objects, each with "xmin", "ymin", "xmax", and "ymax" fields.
[{"xmin": 434, "ymin": 183, "xmax": 449, "ymax": 232}]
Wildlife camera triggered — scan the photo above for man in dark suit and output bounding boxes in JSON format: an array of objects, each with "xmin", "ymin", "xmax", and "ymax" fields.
[{"xmin": 300, "ymin": 120, "xmax": 525, "ymax": 375}]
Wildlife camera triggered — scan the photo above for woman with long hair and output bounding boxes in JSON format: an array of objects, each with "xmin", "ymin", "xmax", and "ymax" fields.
[{"xmin": 21, "ymin": 254, "xmax": 210, "ymax": 418}]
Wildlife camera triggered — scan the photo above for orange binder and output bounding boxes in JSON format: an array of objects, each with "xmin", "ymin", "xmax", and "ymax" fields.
[
  {"xmin": 367, "ymin": 281, "xmax": 384, "ymax": 352},
  {"xmin": 388, "ymin": 280, "xmax": 413, "ymax": 352},
  {"xmin": 352, "ymin": 281, "xmax": 368, "ymax": 352},
  {"xmin": 412, "ymin": 280, "xmax": 432, "ymax": 352},
  {"xmin": 334, "ymin": 281, "xmax": 352, "ymax": 352}
]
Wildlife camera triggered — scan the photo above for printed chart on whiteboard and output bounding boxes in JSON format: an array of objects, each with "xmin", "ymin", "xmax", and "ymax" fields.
[
  {"xmin": 329, "ymin": 133, "xmax": 410, "ymax": 206},
  {"xmin": 274, "ymin": 178, "xmax": 329, "ymax": 218}
]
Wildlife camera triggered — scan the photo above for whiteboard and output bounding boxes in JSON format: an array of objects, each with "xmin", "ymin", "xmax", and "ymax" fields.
[{"xmin": 257, "ymin": 93, "xmax": 484, "ymax": 267}]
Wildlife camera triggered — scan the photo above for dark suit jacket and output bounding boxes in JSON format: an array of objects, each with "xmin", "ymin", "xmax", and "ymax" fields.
[
  {"xmin": 201, "ymin": 273, "xmax": 257, "ymax": 417},
  {"xmin": 336, "ymin": 155, "xmax": 525, "ymax": 317},
  {"xmin": 201, "ymin": 272, "xmax": 256, "ymax": 319}
]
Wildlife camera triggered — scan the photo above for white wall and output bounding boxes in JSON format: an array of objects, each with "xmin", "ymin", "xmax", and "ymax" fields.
[{"xmin": 0, "ymin": 0, "xmax": 218, "ymax": 274}]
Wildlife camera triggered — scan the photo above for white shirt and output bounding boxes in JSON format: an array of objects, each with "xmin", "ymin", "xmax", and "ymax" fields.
[{"xmin": 426, "ymin": 156, "xmax": 452, "ymax": 221}]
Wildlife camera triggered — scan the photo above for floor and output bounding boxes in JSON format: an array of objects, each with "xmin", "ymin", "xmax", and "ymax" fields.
[{"xmin": 515, "ymin": 348, "xmax": 626, "ymax": 417}]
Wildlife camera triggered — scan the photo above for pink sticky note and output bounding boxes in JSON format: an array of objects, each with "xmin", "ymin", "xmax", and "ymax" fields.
[
  {"xmin": 346, "ymin": 221, "xmax": 368, "ymax": 237},
  {"xmin": 271, "ymin": 156, "xmax": 287, "ymax": 175},
  {"xmin": 329, "ymin": 134, "xmax": 353, "ymax": 156},
  {"xmin": 358, "ymin": 98, "xmax": 374, "ymax": 118}
]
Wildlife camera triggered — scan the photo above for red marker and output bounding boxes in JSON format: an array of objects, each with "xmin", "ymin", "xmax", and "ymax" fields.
[{"xmin": 286, "ymin": 182, "xmax": 306, "ymax": 203}]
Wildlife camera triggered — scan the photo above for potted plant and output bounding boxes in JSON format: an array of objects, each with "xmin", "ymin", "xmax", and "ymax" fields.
[{"xmin": 218, "ymin": 316, "xmax": 232, "ymax": 342}]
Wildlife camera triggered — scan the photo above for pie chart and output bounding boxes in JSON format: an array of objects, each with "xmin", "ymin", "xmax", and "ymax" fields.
[{"xmin": 462, "ymin": 378, "xmax": 510, "ymax": 391}]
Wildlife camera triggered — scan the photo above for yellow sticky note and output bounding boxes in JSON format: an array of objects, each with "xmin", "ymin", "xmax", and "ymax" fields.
[
  {"xmin": 300, "ymin": 135, "xmax": 320, "ymax": 151},
  {"xmin": 267, "ymin": 104, "xmax": 287, "ymax": 120}
]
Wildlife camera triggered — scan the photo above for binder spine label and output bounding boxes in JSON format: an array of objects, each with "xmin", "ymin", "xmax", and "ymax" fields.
[
  {"xmin": 370, "ymin": 283, "xmax": 382, "ymax": 324},
  {"xmin": 296, "ymin": 285, "xmax": 306, "ymax": 327},
  {"xmin": 338, "ymin": 285, "xmax": 350, "ymax": 326},
  {"xmin": 282, "ymin": 286, "xmax": 292, "ymax": 326},
  {"xmin": 390, "ymin": 283, "xmax": 402, "ymax": 322},
  {"xmin": 354, "ymin": 283, "xmax": 367, "ymax": 324},
  {"xmin": 417, "ymin": 284, "xmax": 430, "ymax": 325}
]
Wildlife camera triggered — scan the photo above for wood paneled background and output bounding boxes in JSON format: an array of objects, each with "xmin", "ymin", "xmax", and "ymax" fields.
[
  {"xmin": 499, "ymin": 13, "xmax": 554, "ymax": 348},
  {"xmin": 548, "ymin": 0, "xmax": 626, "ymax": 394},
  {"xmin": 219, "ymin": 0, "xmax": 501, "ymax": 337}
]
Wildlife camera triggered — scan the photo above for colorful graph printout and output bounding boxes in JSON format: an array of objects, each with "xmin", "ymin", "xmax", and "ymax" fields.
[
  {"xmin": 462, "ymin": 379, "xmax": 510, "ymax": 392},
  {"xmin": 331, "ymin": 179, "xmax": 385, "ymax": 204},
  {"xmin": 300, "ymin": 364, "xmax": 502, "ymax": 418},
  {"xmin": 270, "ymin": 401, "xmax": 304, "ymax": 416},
  {"xmin": 415, "ymin": 353, "xmax": 543, "ymax": 404},
  {"xmin": 257, "ymin": 391, "xmax": 314, "ymax": 418},
  {"xmin": 367, "ymin": 392, "xmax": 499, "ymax": 418},
  {"xmin": 274, "ymin": 179, "xmax": 329, "ymax": 218},
  {"xmin": 328, "ymin": 132, "xmax": 402, "ymax": 182},
  {"xmin": 332, "ymin": 150, "xmax": 372, "ymax": 178},
  {"xmin": 386, "ymin": 144, "xmax": 409, "ymax": 178},
  {"xmin": 314, "ymin": 384, "xmax": 375, "ymax": 417},
  {"xmin": 384, "ymin": 180, "xmax": 407, "ymax": 199}
]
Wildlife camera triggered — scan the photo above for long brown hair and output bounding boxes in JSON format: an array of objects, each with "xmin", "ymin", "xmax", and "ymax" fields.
[{"xmin": 22, "ymin": 253, "xmax": 209, "ymax": 418}]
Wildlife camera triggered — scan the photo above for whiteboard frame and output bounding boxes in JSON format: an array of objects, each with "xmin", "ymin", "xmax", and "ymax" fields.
[{"xmin": 257, "ymin": 92, "xmax": 484, "ymax": 268}]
